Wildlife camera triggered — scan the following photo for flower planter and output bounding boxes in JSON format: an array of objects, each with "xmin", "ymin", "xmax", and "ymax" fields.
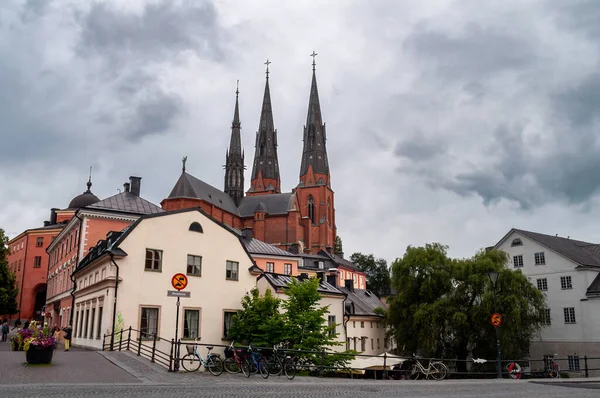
[
  {"xmin": 26, "ymin": 346, "xmax": 54, "ymax": 365},
  {"xmin": 11, "ymin": 340, "xmax": 23, "ymax": 351}
]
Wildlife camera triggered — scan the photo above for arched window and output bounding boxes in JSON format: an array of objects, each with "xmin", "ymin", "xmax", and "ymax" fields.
[
  {"xmin": 308, "ymin": 196, "xmax": 315, "ymax": 225},
  {"xmin": 327, "ymin": 198, "xmax": 331, "ymax": 225},
  {"xmin": 189, "ymin": 222, "xmax": 203, "ymax": 233},
  {"xmin": 511, "ymin": 238, "xmax": 522, "ymax": 247}
]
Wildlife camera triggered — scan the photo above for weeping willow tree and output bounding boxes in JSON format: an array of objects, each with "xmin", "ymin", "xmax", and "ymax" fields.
[{"xmin": 385, "ymin": 244, "xmax": 546, "ymax": 372}]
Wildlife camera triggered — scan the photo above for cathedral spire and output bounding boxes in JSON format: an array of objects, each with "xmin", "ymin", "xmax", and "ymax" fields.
[
  {"xmin": 248, "ymin": 59, "xmax": 281, "ymax": 195},
  {"xmin": 299, "ymin": 52, "xmax": 330, "ymax": 187},
  {"xmin": 224, "ymin": 81, "xmax": 245, "ymax": 205}
]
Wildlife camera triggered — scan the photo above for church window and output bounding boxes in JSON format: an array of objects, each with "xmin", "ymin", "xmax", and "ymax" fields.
[
  {"xmin": 308, "ymin": 197, "xmax": 315, "ymax": 224},
  {"xmin": 327, "ymin": 198, "xmax": 331, "ymax": 225},
  {"xmin": 189, "ymin": 222, "xmax": 203, "ymax": 233}
]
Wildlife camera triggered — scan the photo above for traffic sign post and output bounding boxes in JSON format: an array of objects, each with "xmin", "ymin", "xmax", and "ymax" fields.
[{"xmin": 170, "ymin": 273, "xmax": 189, "ymax": 372}]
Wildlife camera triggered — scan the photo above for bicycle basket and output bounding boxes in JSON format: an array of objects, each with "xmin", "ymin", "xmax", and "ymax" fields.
[
  {"xmin": 185, "ymin": 345, "xmax": 195, "ymax": 355},
  {"xmin": 224, "ymin": 347, "xmax": 235, "ymax": 358}
]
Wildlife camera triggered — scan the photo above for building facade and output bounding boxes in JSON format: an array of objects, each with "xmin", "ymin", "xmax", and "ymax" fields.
[
  {"xmin": 494, "ymin": 229, "xmax": 600, "ymax": 375},
  {"xmin": 161, "ymin": 63, "xmax": 336, "ymax": 255}
]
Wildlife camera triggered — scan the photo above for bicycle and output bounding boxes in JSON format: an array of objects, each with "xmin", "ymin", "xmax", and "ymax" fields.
[
  {"xmin": 266, "ymin": 343, "xmax": 296, "ymax": 380},
  {"xmin": 180, "ymin": 338, "xmax": 224, "ymax": 376},
  {"xmin": 241, "ymin": 343, "xmax": 269, "ymax": 379},
  {"xmin": 407, "ymin": 354, "xmax": 448, "ymax": 380},
  {"xmin": 544, "ymin": 354, "xmax": 560, "ymax": 378},
  {"xmin": 223, "ymin": 340, "xmax": 244, "ymax": 374}
]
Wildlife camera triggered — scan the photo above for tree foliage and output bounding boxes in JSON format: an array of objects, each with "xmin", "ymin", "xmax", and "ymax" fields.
[
  {"xmin": 334, "ymin": 236, "xmax": 344, "ymax": 256},
  {"xmin": 229, "ymin": 288, "xmax": 285, "ymax": 347},
  {"xmin": 0, "ymin": 228, "xmax": 19, "ymax": 315},
  {"xmin": 385, "ymin": 243, "xmax": 546, "ymax": 370},
  {"xmin": 350, "ymin": 252, "xmax": 391, "ymax": 296}
]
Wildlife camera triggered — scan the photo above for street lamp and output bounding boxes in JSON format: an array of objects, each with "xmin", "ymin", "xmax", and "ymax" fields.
[{"xmin": 487, "ymin": 271, "xmax": 502, "ymax": 379}]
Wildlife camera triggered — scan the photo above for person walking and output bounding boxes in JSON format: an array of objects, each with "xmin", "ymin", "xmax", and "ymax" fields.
[
  {"xmin": 12, "ymin": 319, "xmax": 21, "ymax": 330},
  {"xmin": 62, "ymin": 324, "xmax": 72, "ymax": 351},
  {"xmin": 1, "ymin": 321, "xmax": 9, "ymax": 342}
]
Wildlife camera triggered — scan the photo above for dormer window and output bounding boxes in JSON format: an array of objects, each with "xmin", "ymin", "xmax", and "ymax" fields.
[
  {"xmin": 189, "ymin": 222, "xmax": 203, "ymax": 233},
  {"xmin": 511, "ymin": 238, "xmax": 523, "ymax": 247},
  {"xmin": 318, "ymin": 261, "xmax": 324, "ymax": 269}
]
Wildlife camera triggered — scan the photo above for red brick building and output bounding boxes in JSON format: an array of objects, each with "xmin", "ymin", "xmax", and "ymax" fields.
[{"xmin": 162, "ymin": 63, "xmax": 336, "ymax": 255}]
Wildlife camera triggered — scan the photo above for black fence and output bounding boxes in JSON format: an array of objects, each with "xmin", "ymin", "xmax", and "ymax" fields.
[{"xmin": 102, "ymin": 328, "xmax": 600, "ymax": 379}]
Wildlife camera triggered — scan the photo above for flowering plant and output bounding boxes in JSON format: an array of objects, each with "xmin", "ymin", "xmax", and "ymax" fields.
[{"xmin": 17, "ymin": 321, "xmax": 57, "ymax": 352}]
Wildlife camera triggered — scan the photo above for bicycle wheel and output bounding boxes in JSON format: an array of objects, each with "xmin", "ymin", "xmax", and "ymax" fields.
[
  {"xmin": 267, "ymin": 356, "xmax": 283, "ymax": 376},
  {"xmin": 284, "ymin": 358, "xmax": 296, "ymax": 380},
  {"xmin": 506, "ymin": 362, "xmax": 522, "ymax": 380},
  {"xmin": 408, "ymin": 364, "xmax": 420, "ymax": 380},
  {"xmin": 258, "ymin": 356, "xmax": 269, "ymax": 379},
  {"xmin": 207, "ymin": 355, "xmax": 224, "ymax": 376},
  {"xmin": 180, "ymin": 354, "xmax": 201, "ymax": 372},
  {"xmin": 241, "ymin": 358, "xmax": 252, "ymax": 378},
  {"xmin": 430, "ymin": 362, "xmax": 448, "ymax": 381},
  {"xmin": 224, "ymin": 357, "xmax": 240, "ymax": 374},
  {"xmin": 548, "ymin": 364, "xmax": 560, "ymax": 379}
]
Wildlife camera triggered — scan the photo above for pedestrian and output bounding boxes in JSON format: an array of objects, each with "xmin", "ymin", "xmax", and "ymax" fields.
[
  {"xmin": 23, "ymin": 320, "xmax": 30, "ymax": 330},
  {"xmin": 12, "ymin": 319, "xmax": 21, "ymax": 330},
  {"xmin": 62, "ymin": 324, "xmax": 72, "ymax": 351},
  {"xmin": 53, "ymin": 326, "xmax": 61, "ymax": 350},
  {"xmin": 1, "ymin": 321, "xmax": 8, "ymax": 342}
]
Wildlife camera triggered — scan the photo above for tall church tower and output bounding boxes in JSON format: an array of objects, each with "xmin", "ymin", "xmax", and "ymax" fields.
[
  {"xmin": 296, "ymin": 53, "xmax": 336, "ymax": 253},
  {"xmin": 247, "ymin": 60, "xmax": 281, "ymax": 196},
  {"xmin": 224, "ymin": 82, "xmax": 245, "ymax": 205}
]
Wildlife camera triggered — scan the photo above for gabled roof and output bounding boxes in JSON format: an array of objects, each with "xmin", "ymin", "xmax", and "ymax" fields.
[
  {"xmin": 339, "ymin": 286, "xmax": 386, "ymax": 317},
  {"xmin": 299, "ymin": 253, "xmax": 337, "ymax": 271},
  {"xmin": 258, "ymin": 272, "xmax": 343, "ymax": 296},
  {"xmin": 87, "ymin": 192, "xmax": 164, "ymax": 215},
  {"xmin": 237, "ymin": 192, "xmax": 296, "ymax": 217},
  {"xmin": 241, "ymin": 237, "xmax": 298, "ymax": 257},
  {"xmin": 167, "ymin": 172, "xmax": 239, "ymax": 215},
  {"xmin": 496, "ymin": 228, "xmax": 600, "ymax": 268}
]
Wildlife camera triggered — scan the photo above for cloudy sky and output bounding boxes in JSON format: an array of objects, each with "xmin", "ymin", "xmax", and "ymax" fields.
[{"xmin": 2, "ymin": 0, "xmax": 600, "ymax": 262}]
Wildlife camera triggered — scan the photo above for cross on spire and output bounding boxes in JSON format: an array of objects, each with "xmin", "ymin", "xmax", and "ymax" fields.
[
  {"xmin": 310, "ymin": 51, "xmax": 318, "ymax": 70},
  {"xmin": 264, "ymin": 59, "xmax": 271, "ymax": 78}
]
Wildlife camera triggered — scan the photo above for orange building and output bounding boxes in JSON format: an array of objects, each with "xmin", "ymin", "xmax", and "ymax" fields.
[
  {"xmin": 44, "ymin": 176, "xmax": 163, "ymax": 328},
  {"xmin": 162, "ymin": 63, "xmax": 336, "ymax": 256},
  {"xmin": 2, "ymin": 217, "xmax": 64, "ymax": 323}
]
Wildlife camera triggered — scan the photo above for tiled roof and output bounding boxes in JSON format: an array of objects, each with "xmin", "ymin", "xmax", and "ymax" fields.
[
  {"xmin": 238, "ymin": 193, "xmax": 295, "ymax": 217},
  {"xmin": 260, "ymin": 273, "xmax": 343, "ymax": 295},
  {"xmin": 241, "ymin": 237, "xmax": 297, "ymax": 257},
  {"xmin": 167, "ymin": 173, "xmax": 239, "ymax": 215},
  {"xmin": 339, "ymin": 286, "xmax": 386, "ymax": 317},
  {"xmin": 511, "ymin": 229, "xmax": 600, "ymax": 268},
  {"xmin": 87, "ymin": 192, "xmax": 164, "ymax": 215}
]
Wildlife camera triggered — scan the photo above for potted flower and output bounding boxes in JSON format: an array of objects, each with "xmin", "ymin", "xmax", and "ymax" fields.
[{"xmin": 18, "ymin": 321, "xmax": 57, "ymax": 364}]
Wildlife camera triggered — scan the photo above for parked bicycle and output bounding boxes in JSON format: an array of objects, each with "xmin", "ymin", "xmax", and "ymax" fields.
[
  {"xmin": 180, "ymin": 338, "xmax": 224, "ymax": 375},
  {"xmin": 223, "ymin": 340, "xmax": 245, "ymax": 374},
  {"xmin": 407, "ymin": 354, "xmax": 448, "ymax": 380},
  {"xmin": 241, "ymin": 343, "xmax": 269, "ymax": 378},
  {"xmin": 266, "ymin": 343, "xmax": 296, "ymax": 380},
  {"xmin": 544, "ymin": 354, "xmax": 560, "ymax": 378}
]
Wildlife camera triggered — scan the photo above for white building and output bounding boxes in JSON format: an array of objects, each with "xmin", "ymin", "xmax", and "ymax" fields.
[
  {"xmin": 71, "ymin": 208, "xmax": 260, "ymax": 352},
  {"xmin": 494, "ymin": 229, "xmax": 600, "ymax": 375}
]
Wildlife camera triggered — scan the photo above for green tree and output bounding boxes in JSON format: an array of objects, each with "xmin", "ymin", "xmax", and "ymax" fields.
[
  {"xmin": 386, "ymin": 243, "xmax": 546, "ymax": 372},
  {"xmin": 0, "ymin": 228, "xmax": 19, "ymax": 315},
  {"xmin": 228, "ymin": 288, "xmax": 285, "ymax": 347},
  {"xmin": 350, "ymin": 252, "xmax": 391, "ymax": 296},
  {"xmin": 334, "ymin": 236, "xmax": 344, "ymax": 256}
]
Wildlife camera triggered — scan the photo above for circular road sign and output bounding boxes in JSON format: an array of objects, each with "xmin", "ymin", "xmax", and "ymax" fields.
[
  {"xmin": 490, "ymin": 313, "xmax": 502, "ymax": 327},
  {"xmin": 171, "ymin": 273, "xmax": 188, "ymax": 291}
]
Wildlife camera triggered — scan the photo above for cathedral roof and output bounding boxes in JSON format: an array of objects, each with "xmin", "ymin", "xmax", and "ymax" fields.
[
  {"xmin": 238, "ymin": 193, "xmax": 295, "ymax": 217},
  {"xmin": 167, "ymin": 172, "xmax": 240, "ymax": 215}
]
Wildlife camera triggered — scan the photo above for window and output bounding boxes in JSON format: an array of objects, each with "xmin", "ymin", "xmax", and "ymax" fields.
[
  {"xmin": 568, "ymin": 355, "xmax": 580, "ymax": 371},
  {"xmin": 318, "ymin": 261, "xmax": 324, "ymax": 269},
  {"xmin": 513, "ymin": 255, "xmax": 524, "ymax": 268},
  {"xmin": 140, "ymin": 307, "xmax": 159, "ymax": 338},
  {"xmin": 361, "ymin": 337, "xmax": 366, "ymax": 352},
  {"xmin": 360, "ymin": 321, "xmax": 364, "ymax": 328},
  {"xmin": 94, "ymin": 272, "xmax": 98, "ymax": 283},
  {"xmin": 266, "ymin": 262, "xmax": 274, "ymax": 273},
  {"xmin": 90, "ymin": 308, "xmax": 96, "ymax": 339},
  {"xmin": 18, "ymin": 260, "xmax": 21, "ymax": 272},
  {"xmin": 541, "ymin": 309, "xmax": 551, "ymax": 325},
  {"xmin": 377, "ymin": 338, "xmax": 381, "ymax": 350},
  {"xmin": 187, "ymin": 255, "xmax": 202, "ymax": 276},
  {"xmin": 537, "ymin": 278, "xmax": 548, "ymax": 291},
  {"xmin": 284, "ymin": 263, "xmax": 292, "ymax": 275},
  {"xmin": 101, "ymin": 268, "xmax": 106, "ymax": 279},
  {"xmin": 564, "ymin": 307, "xmax": 576, "ymax": 324},
  {"xmin": 34, "ymin": 256, "xmax": 42, "ymax": 268},
  {"xmin": 183, "ymin": 309, "xmax": 200, "ymax": 339},
  {"xmin": 328, "ymin": 315, "xmax": 336, "ymax": 337},
  {"xmin": 371, "ymin": 338, "xmax": 374, "ymax": 350},
  {"xmin": 223, "ymin": 311, "xmax": 236, "ymax": 339},
  {"xmin": 560, "ymin": 276, "xmax": 572, "ymax": 290},
  {"xmin": 145, "ymin": 249, "xmax": 162, "ymax": 272},
  {"xmin": 376, "ymin": 321, "xmax": 379, "ymax": 329},
  {"xmin": 308, "ymin": 197, "xmax": 315, "ymax": 224},
  {"xmin": 189, "ymin": 222, "xmax": 203, "ymax": 233},
  {"xmin": 74, "ymin": 311, "xmax": 79, "ymax": 338},
  {"xmin": 370, "ymin": 322, "xmax": 373, "ymax": 328},
  {"xmin": 36, "ymin": 237, "xmax": 44, "ymax": 247},
  {"xmin": 96, "ymin": 307, "xmax": 103, "ymax": 339},
  {"xmin": 226, "ymin": 261, "xmax": 239, "ymax": 281},
  {"xmin": 511, "ymin": 238, "xmax": 523, "ymax": 247},
  {"xmin": 84, "ymin": 309, "xmax": 89, "ymax": 339},
  {"xmin": 534, "ymin": 252, "xmax": 546, "ymax": 265}
]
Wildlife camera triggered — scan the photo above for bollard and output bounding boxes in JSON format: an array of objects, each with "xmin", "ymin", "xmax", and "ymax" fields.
[
  {"xmin": 168, "ymin": 339, "xmax": 175, "ymax": 372},
  {"xmin": 584, "ymin": 356, "xmax": 589, "ymax": 378}
]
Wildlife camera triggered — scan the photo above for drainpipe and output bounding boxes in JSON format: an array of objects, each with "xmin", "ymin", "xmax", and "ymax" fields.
[
  {"xmin": 109, "ymin": 252, "xmax": 120, "ymax": 351},
  {"xmin": 69, "ymin": 213, "xmax": 84, "ymax": 326},
  {"xmin": 18, "ymin": 235, "xmax": 30, "ymax": 322}
]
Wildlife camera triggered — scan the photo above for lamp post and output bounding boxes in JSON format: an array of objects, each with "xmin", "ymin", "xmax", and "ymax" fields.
[{"xmin": 487, "ymin": 271, "xmax": 502, "ymax": 379}]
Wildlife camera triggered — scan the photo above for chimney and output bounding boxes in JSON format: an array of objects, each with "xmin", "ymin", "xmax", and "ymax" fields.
[
  {"xmin": 129, "ymin": 176, "xmax": 141, "ymax": 196},
  {"xmin": 241, "ymin": 227, "xmax": 253, "ymax": 240},
  {"xmin": 326, "ymin": 247, "xmax": 333, "ymax": 254},
  {"xmin": 326, "ymin": 268, "xmax": 338, "ymax": 287},
  {"xmin": 43, "ymin": 221, "xmax": 50, "ymax": 227},
  {"xmin": 316, "ymin": 271, "xmax": 325, "ymax": 282},
  {"xmin": 297, "ymin": 273, "xmax": 309, "ymax": 281},
  {"xmin": 123, "ymin": 182, "xmax": 130, "ymax": 193},
  {"xmin": 339, "ymin": 251, "xmax": 344, "ymax": 259},
  {"xmin": 289, "ymin": 243, "xmax": 299, "ymax": 254},
  {"xmin": 50, "ymin": 208, "xmax": 58, "ymax": 225},
  {"xmin": 344, "ymin": 279, "xmax": 354, "ymax": 292}
]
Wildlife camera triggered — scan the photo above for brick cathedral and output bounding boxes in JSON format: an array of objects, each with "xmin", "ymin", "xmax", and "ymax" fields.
[{"xmin": 161, "ymin": 60, "xmax": 336, "ymax": 254}]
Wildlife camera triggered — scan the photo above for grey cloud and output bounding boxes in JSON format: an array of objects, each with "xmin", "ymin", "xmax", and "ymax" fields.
[
  {"xmin": 394, "ymin": 135, "xmax": 441, "ymax": 162},
  {"xmin": 554, "ymin": 0, "xmax": 600, "ymax": 42},
  {"xmin": 553, "ymin": 73, "xmax": 600, "ymax": 127},
  {"xmin": 128, "ymin": 90, "xmax": 183, "ymax": 139}
]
